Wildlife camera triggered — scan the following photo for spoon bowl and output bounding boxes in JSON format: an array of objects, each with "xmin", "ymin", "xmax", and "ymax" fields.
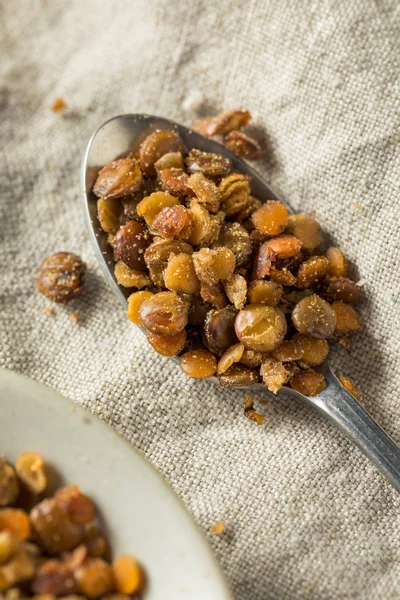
[{"xmin": 82, "ymin": 114, "xmax": 400, "ymax": 494}]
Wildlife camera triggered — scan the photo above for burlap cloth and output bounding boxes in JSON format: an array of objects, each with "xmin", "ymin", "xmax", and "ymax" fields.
[{"xmin": 1, "ymin": 1, "xmax": 400, "ymax": 598}]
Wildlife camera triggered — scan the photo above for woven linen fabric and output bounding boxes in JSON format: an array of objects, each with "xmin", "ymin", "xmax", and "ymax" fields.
[{"xmin": 1, "ymin": 1, "xmax": 400, "ymax": 598}]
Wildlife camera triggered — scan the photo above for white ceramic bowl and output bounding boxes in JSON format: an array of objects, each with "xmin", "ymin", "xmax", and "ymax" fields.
[{"xmin": 0, "ymin": 368, "xmax": 232, "ymax": 600}]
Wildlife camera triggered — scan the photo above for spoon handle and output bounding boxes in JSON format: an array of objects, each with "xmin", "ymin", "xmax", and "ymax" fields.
[{"xmin": 306, "ymin": 368, "xmax": 400, "ymax": 493}]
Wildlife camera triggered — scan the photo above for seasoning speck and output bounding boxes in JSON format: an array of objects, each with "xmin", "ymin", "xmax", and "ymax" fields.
[
  {"xmin": 51, "ymin": 97, "xmax": 67, "ymax": 112},
  {"xmin": 211, "ymin": 522, "xmax": 225, "ymax": 535}
]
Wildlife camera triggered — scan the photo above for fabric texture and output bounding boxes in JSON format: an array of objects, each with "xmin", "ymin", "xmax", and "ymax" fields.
[{"xmin": 1, "ymin": 1, "xmax": 400, "ymax": 598}]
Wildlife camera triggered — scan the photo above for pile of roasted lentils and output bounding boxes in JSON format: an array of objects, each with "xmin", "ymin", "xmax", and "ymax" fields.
[
  {"xmin": 36, "ymin": 108, "xmax": 361, "ymax": 399},
  {"xmin": 90, "ymin": 109, "xmax": 361, "ymax": 398},
  {"xmin": 0, "ymin": 453, "xmax": 144, "ymax": 599}
]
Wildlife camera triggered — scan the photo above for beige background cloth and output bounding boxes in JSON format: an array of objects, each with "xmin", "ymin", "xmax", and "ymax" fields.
[{"xmin": 1, "ymin": 1, "xmax": 400, "ymax": 598}]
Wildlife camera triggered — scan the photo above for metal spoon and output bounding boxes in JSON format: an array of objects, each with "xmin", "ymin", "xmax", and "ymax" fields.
[{"xmin": 81, "ymin": 114, "xmax": 400, "ymax": 493}]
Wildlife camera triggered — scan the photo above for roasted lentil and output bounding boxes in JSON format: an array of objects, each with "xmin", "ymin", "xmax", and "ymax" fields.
[{"xmin": 36, "ymin": 253, "xmax": 86, "ymax": 303}]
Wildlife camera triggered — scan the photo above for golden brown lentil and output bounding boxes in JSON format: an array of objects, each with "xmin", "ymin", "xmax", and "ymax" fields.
[
  {"xmin": 289, "ymin": 369, "xmax": 326, "ymax": 396},
  {"xmin": 211, "ymin": 222, "xmax": 252, "ymax": 267},
  {"xmin": 187, "ymin": 172, "xmax": 221, "ymax": 213},
  {"xmin": 248, "ymin": 280, "xmax": 283, "ymax": 306},
  {"xmin": 223, "ymin": 273, "xmax": 247, "ymax": 310},
  {"xmin": 291, "ymin": 334, "xmax": 329, "ymax": 366},
  {"xmin": 217, "ymin": 343, "xmax": 245, "ymax": 375},
  {"xmin": 147, "ymin": 330, "xmax": 186, "ymax": 357},
  {"xmin": 139, "ymin": 292, "xmax": 190, "ymax": 335},
  {"xmin": 154, "ymin": 151, "xmax": 184, "ymax": 172},
  {"xmin": 192, "ymin": 247, "xmax": 236, "ymax": 286},
  {"xmin": 76, "ymin": 558, "xmax": 114, "ymax": 598},
  {"xmin": 268, "ymin": 267, "xmax": 297, "ymax": 286},
  {"xmin": 136, "ymin": 191, "xmax": 179, "ymax": 227},
  {"xmin": 272, "ymin": 340, "xmax": 304, "ymax": 362},
  {"xmin": 200, "ymin": 282, "xmax": 227, "ymax": 309},
  {"xmin": 0, "ymin": 510, "xmax": 30, "ymax": 541},
  {"xmin": 164, "ymin": 253, "xmax": 200, "ymax": 295},
  {"xmin": 0, "ymin": 462, "xmax": 18, "ymax": 508},
  {"xmin": 126, "ymin": 291, "xmax": 154, "ymax": 325},
  {"xmin": 296, "ymin": 256, "xmax": 329, "ymax": 288},
  {"xmin": 139, "ymin": 130, "xmax": 186, "ymax": 178},
  {"xmin": 331, "ymin": 302, "xmax": 360, "ymax": 334},
  {"xmin": 186, "ymin": 149, "xmax": 231, "ymax": 179},
  {"xmin": 239, "ymin": 349, "xmax": 268, "ymax": 368},
  {"xmin": 15, "ymin": 453, "xmax": 46, "ymax": 495},
  {"xmin": 235, "ymin": 305, "xmax": 287, "ymax": 353},
  {"xmin": 223, "ymin": 130, "xmax": 262, "ymax": 159},
  {"xmin": 112, "ymin": 555, "xmax": 143, "ymax": 595},
  {"xmin": 180, "ymin": 349, "xmax": 217, "ymax": 378},
  {"xmin": 263, "ymin": 235, "xmax": 302, "ymax": 259},
  {"xmin": 152, "ymin": 205, "xmax": 193, "ymax": 240},
  {"xmin": 114, "ymin": 261, "xmax": 151, "ymax": 289},
  {"xmin": 93, "ymin": 158, "xmax": 142, "ymax": 200},
  {"xmin": 251, "ymin": 201, "xmax": 288, "ymax": 236},
  {"xmin": 326, "ymin": 247, "xmax": 348, "ymax": 278},
  {"xmin": 252, "ymin": 244, "xmax": 276, "ymax": 280},
  {"xmin": 323, "ymin": 277, "xmax": 362, "ymax": 304},
  {"xmin": 97, "ymin": 197, "xmax": 123, "ymax": 234},
  {"xmin": 188, "ymin": 199, "xmax": 221, "ymax": 245},
  {"xmin": 292, "ymin": 295, "xmax": 337, "ymax": 339},
  {"xmin": 193, "ymin": 109, "xmax": 251, "ymax": 137},
  {"xmin": 36, "ymin": 253, "xmax": 86, "ymax": 303},
  {"xmin": 114, "ymin": 220, "xmax": 151, "ymax": 271},
  {"xmin": 158, "ymin": 167, "xmax": 192, "ymax": 196},
  {"xmin": 55, "ymin": 486, "xmax": 96, "ymax": 526},
  {"xmin": 204, "ymin": 306, "xmax": 238, "ymax": 356},
  {"xmin": 219, "ymin": 173, "xmax": 251, "ymax": 217},
  {"xmin": 286, "ymin": 214, "xmax": 322, "ymax": 250},
  {"xmin": 218, "ymin": 364, "xmax": 260, "ymax": 387}
]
